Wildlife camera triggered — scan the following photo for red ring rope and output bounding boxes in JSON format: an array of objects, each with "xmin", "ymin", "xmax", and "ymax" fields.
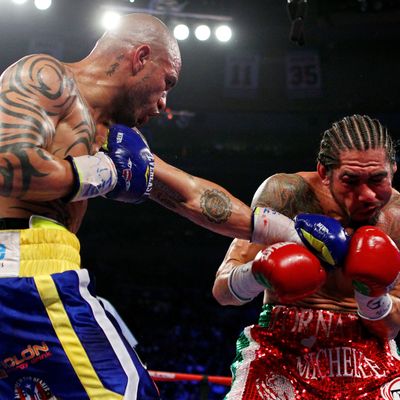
[{"xmin": 149, "ymin": 370, "xmax": 232, "ymax": 386}]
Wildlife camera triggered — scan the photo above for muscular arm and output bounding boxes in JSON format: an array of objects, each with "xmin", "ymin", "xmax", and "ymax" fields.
[
  {"xmin": 0, "ymin": 54, "xmax": 77, "ymax": 201},
  {"xmin": 150, "ymin": 154, "xmax": 252, "ymax": 239},
  {"xmin": 212, "ymin": 238, "xmax": 264, "ymax": 305},
  {"xmin": 213, "ymin": 173, "xmax": 321, "ymax": 305},
  {"xmin": 364, "ymin": 192, "xmax": 400, "ymax": 339}
]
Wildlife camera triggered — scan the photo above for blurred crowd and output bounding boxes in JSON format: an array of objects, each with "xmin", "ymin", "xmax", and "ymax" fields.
[{"xmin": 115, "ymin": 286, "xmax": 260, "ymax": 399}]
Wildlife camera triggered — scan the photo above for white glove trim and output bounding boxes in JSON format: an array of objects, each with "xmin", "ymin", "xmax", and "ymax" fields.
[
  {"xmin": 252, "ymin": 207, "xmax": 302, "ymax": 246},
  {"xmin": 69, "ymin": 153, "xmax": 117, "ymax": 202}
]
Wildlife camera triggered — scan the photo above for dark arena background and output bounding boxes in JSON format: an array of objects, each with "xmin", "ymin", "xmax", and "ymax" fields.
[{"xmin": 1, "ymin": 0, "xmax": 399, "ymax": 398}]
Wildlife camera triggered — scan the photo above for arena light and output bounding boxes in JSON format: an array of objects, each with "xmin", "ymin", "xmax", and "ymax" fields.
[
  {"xmin": 34, "ymin": 0, "xmax": 52, "ymax": 10},
  {"xmin": 101, "ymin": 11, "xmax": 122, "ymax": 30},
  {"xmin": 215, "ymin": 25, "xmax": 232, "ymax": 42},
  {"xmin": 12, "ymin": 0, "xmax": 28, "ymax": 4},
  {"xmin": 173, "ymin": 24, "xmax": 190, "ymax": 41},
  {"xmin": 194, "ymin": 25, "xmax": 211, "ymax": 41}
]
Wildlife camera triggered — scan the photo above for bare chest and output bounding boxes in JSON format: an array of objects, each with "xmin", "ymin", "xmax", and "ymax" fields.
[{"xmin": 48, "ymin": 95, "xmax": 96, "ymax": 158}]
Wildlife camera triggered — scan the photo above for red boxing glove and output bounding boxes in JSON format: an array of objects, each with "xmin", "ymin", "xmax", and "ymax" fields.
[
  {"xmin": 252, "ymin": 242, "xmax": 326, "ymax": 302},
  {"xmin": 345, "ymin": 226, "xmax": 400, "ymax": 296},
  {"xmin": 344, "ymin": 226, "xmax": 400, "ymax": 320}
]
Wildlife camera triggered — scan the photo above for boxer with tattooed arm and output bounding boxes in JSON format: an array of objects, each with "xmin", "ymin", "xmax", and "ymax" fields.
[
  {"xmin": 213, "ymin": 114, "xmax": 400, "ymax": 400},
  {"xmin": 0, "ymin": 13, "xmax": 306, "ymax": 399}
]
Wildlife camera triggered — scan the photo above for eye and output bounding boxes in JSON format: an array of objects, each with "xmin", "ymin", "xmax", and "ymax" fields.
[
  {"xmin": 342, "ymin": 178, "xmax": 359, "ymax": 187},
  {"xmin": 165, "ymin": 77, "xmax": 176, "ymax": 90},
  {"xmin": 370, "ymin": 176, "xmax": 385, "ymax": 184}
]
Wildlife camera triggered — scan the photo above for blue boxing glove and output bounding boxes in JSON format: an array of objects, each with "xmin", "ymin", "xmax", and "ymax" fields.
[
  {"xmin": 294, "ymin": 213, "xmax": 350, "ymax": 267},
  {"xmin": 65, "ymin": 124, "xmax": 154, "ymax": 203},
  {"xmin": 103, "ymin": 124, "xmax": 154, "ymax": 203}
]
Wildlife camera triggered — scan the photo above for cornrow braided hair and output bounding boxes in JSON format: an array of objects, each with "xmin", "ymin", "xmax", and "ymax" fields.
[{"xmin": 317, "ymin": 114, "xmax": 397, "ymax": 170}]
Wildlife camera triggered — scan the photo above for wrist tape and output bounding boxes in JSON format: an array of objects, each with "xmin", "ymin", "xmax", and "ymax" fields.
[
  {"xmin": 252, "ymin": 207, "xmax": 302, "ymax": 246},
  {"xmin": 65, "ymin": 153, "xmax": 117, "ymax": 202},
  {"xmin": 227, "ymin": 262, "xmax": 265, "ymax": 303},
  {"xmin": 354, "ymin": 290, "xmax": 393, "ymax": 321}
]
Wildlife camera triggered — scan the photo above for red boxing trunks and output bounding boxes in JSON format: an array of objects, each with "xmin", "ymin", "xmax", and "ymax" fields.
[{"xmin": 226, "ymin": 304, "xmax": 400, "ymax": 399}]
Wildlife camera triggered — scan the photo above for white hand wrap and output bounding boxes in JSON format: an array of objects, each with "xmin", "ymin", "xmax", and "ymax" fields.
[
  {"xmin": 354, "ymin": 290, "xmax": 393, "ymax": 321},
  {"xmin": 227, "ymin": 262, "xmax": 264, "ymax": 303},
  {"xmin": 67, "ymin": 153, "xmax": 117, "ymax": 202},
  {"xmin": 252, "ymin": 207, "xmax": 303, "ymax": 246}
]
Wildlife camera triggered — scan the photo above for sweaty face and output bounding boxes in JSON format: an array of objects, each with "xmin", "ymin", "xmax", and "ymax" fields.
[
  {"xmin": 112, "ymin": 51, "xmax": 180, "ymax": 128},
  {"xmin": 327, "ymin": 149, "xmax": 395, "ymax": 226}
]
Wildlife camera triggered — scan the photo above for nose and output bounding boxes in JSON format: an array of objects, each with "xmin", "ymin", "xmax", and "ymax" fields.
[
  {"xmin": 357, "ymin": 184, "xmax": 376, "ymax": 202},
  {"xmin": 157, "ymin": 91, "xmax": 167, "ymax": 112}
]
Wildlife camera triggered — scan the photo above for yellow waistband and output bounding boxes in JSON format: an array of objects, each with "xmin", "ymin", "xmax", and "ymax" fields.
[
  {"xmin": 0, "ymin": 217, "xmax": 81, "ymax": 277},
  {"xmin": 19, "ymin": 228, "xmax": 81, "ymax": 276}
]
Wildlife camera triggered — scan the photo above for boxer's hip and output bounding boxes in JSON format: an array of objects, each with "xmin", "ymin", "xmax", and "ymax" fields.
[
  {"xmin": 229, "ymin": 304, "xmax": 400, "ymax": 399},
  {"xmin": 0, "ymin": 215, "xmax": 80, "ymax": 277}
]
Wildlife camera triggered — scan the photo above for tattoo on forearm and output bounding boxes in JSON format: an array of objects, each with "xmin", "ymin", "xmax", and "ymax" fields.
[
  {"xmin": 200, "ymin": 189, "xmax": 232, "ymax": 224},
  {"xmin": 0, "ymin": 145, "xmax": 48, "ymax": 197},
  {"xmin": 151, "ymin": 178, "xmax": 185, "ymax": 210}
]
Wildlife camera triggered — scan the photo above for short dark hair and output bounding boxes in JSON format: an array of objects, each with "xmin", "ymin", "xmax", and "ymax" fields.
[{"xmin": 317, "ymin": 114, "xmax": 396, "ymax": 170}]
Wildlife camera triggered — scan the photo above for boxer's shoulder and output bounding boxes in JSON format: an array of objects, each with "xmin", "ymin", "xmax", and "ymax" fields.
[
  {"xmin": 376, "ymin": 193, "xmax": 400, "ymax": 246},
  {"xmin": 252, "ymin": 173, "xmax": 298, "ymax": 212},
  {"xmin": 2, "ymin": 53, "xmax": 69, "ymax": 85},
  {"xmin": 251, "ymin": 172, "xmax": 322, "ymax": 217}
]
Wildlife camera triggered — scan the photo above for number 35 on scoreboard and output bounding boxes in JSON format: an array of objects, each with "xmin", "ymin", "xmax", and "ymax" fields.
[{"xmin": 286, "ymin": 50, "xmax": 322, "ymax": 98}]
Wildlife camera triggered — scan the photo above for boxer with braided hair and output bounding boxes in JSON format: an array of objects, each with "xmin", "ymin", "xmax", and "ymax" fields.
[
  {"xmin": 213, "ymin": 114, "xmax": 400, "ymax": 399},
  {"xmin": 318, "ymin": 114, "xmax": 396, "ymax": 169}
]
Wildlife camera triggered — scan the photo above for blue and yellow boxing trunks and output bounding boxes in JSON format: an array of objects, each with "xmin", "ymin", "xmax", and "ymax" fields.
[{"xmin": 0, "ymin": 216, "xmax": 159, "ymax": 400}]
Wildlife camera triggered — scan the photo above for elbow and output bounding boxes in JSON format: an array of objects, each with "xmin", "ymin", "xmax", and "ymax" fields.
[
  {"xmin": 212, "ymin": 282, "xmax": 235, "ymax": 306},
  {"xmin": 212, "ymin": 284, "xmax": 225, "ymax": 305}
]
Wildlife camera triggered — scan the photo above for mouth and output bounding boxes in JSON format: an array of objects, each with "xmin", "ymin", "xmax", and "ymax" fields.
[{"xmin": 354, "ymin": 206, "xmax": 380, "ymax": 218}]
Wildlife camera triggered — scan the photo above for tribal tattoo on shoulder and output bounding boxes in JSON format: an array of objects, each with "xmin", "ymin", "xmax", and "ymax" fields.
[
  {"xmin": 254, "ymin": 174, "xmax": 322, "ymax": 218},
  {"xmin": 0, "ymin": 55, "xmax": 92, "ymax": 197}
]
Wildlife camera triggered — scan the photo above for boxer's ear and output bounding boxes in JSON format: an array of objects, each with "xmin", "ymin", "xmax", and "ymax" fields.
[
  {"xmin": 392, "ymin": 162, "xmax": 397, "ymax": 175},
  {"xmin": 317, "ymin": 162, "xmax": 329, "ymax": 186},
  {"xmin": 131, "ymin": 45, "xmax": 151, "ymax": 75}
]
